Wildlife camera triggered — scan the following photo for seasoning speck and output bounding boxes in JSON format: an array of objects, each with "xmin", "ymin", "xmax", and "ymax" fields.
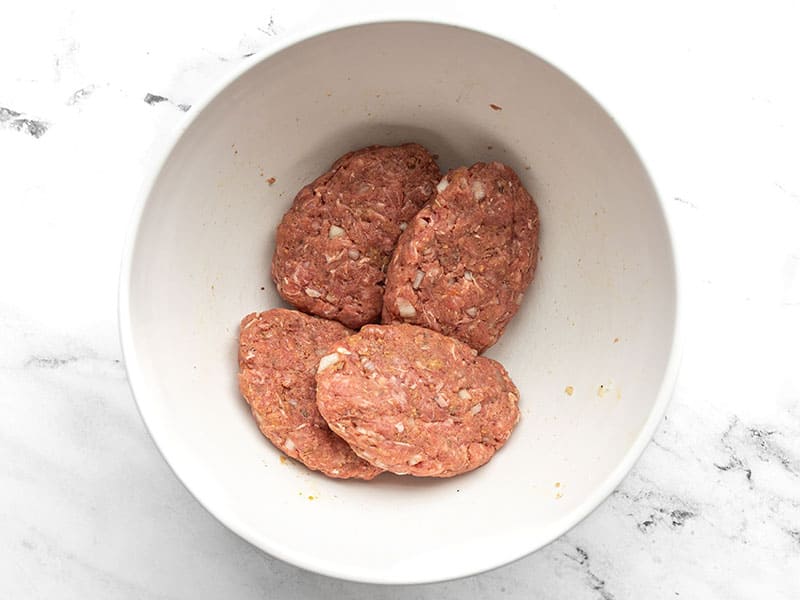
[
  {"xmin": 489, "ymin": 103, "xmax": 503, "ymax": 111},
  {"xmin": 564, "ymin": 385, "xmax": 574, "ymax": 396},
  {"xmin": 308, "ymin": 495, "xmax": 315, "ymax": 501},
  {"xmin": 279, "ymin": 456, "xmax": 287, "ymax": 464},
  {"xmin": 267, "ymin": 177, "xmax": 276, "ymax": 185},
  {"xmin": 613, "ymin": 337, "xmax": 620, "ymax": 343}
]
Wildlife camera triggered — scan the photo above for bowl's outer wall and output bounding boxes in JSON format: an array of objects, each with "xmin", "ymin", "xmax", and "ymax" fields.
[{"xmin": 122, "ymin": 22, "xmax": 678, "ymax": 583}]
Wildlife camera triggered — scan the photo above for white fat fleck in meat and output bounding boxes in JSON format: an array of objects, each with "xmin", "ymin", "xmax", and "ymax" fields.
[
  {"xmin": 394, "ymin": 422, "xmax": 404, "ymax": 433},
  {"xmin": 465, "ymin": 307, "xmax": 478, "ymax": 317},
  {"xmin": 412, "ymin": 269, "xmax": 425, "ymax": 290},
  {"xmin": 284, "ymin": 438, "xmax": 296, "ymax": 451},
  {"xmin": 396, "ymin": 297, "xmax": 417, "ymax": 318},
  {"xmin": 335, "ymin": 346, "xmax": 352, "ymax": 355},
  {"xmin": 463, "ymin": 270, "xmax": 474, "ymax": 282},
  {"xmin": 245, "ymin": 349, "xmax": 256, "ymax": 360},
  {"xmin": 304, "ymin": 287, "xmax": 322, "ymax": 298},
  {"xmin": 516, "ymin": 293, "xmax": 524, "ymax": 305},
  {"xmin": 408, "ymin": 454, "xmax": 424, "ymax": 466},
  {"xmin": 470, "ymin": 403, "xmax": 482, "ymax": 415},
  {"xmin": 347, "ymin": 248, "xmax": 360, "ymax": 260},
  {"xmin": 317, "ymin": 353, "xmax": 340, "ymax": 372},
  {"xmin": 458, "ymin": 388, "xmax": 472, "ymax": 400},
  {"xmin": 435, "ymin": 394, "xmax": 449, "ymax": 408},
  {"xmin": 328, "ymin": 224, "xmax": 346, "ymax": 239},
  {"xmin": 242, "ymin": 317, "xmax": 258, "ymax": 329},
  {"xmin": 359, "ymin": 355, "xmax": 376, "ymax": 371},
  {"xmin": 399, "ymin": 221, "xmax": 407, "ymax": 231},
  {"xmin": 471, "ymin": 180, "xmax": 486, "ymax": 201},
  {"xmin": 436, "ymin": 177, "xmax": 449, "ymax": 193}
]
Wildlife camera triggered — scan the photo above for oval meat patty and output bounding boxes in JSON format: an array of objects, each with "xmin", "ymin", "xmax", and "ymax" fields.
[
  {"xmin": 382, "ymin": 161, "xmax": 539, "ymax": 352},
  {"xmin": 238, "ymin": 309, "xmax": 382, "ymax": 480},
  {"xmin": 315, "ymin": 324, "xmax": 520, "ymax": 477},
  {"xmin": 272, "ymin": 144, "xmax": 440, "ymax": 329}
]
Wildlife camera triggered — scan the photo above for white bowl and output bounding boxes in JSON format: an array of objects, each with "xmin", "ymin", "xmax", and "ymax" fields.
[{"xmin": 120, "ymin": 20, "xmax": 680, "ymax": 584}]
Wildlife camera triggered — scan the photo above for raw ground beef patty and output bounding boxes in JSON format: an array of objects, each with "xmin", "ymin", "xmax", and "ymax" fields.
[
  {"xmin": 238, "ymin": 309, "xmax": 382, "ymax": 480},
  {"xmin": 272, "ymin": 144, "xmax": 440, "ymax": 329},
  {"xmin": 382, "ymin": 161, "xmax": 539, "ymax": 352},
  {"xmin": 315, "ymin": 323, "xmax": 520, "ymax": 477}
]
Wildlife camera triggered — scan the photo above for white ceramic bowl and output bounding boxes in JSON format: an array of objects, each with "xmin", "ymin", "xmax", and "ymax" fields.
[{"xmin": 120, "ymin": 20, "xmax": 680, "ymax": 584}]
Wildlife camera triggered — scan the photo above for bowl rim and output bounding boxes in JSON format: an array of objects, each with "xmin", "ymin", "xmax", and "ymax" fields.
[{"xmin": 118, "ymin": 16, "xmax": 683, "ymax": 585}]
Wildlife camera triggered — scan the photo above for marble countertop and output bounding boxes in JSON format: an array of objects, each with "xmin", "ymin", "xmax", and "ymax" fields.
[{"xmin": 2, "ymin": 1, "xmax": 798, "ymax": 597}]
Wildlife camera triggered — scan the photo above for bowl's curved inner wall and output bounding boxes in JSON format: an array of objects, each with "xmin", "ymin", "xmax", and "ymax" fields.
[{"xmin": 128, "ymin": 22, "xmax": 676, "ymax": 581}]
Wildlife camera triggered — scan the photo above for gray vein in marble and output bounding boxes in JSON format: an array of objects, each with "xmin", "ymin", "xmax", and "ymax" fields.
[
  {"xmin": 562, "ymin": 545, "xmax": 615, "ymax": 600},
  {"xmin": 775, "ymin": 182, "xmax": 800, "ymax": 200},
  {"xmin": 672, "ymin": 196, "xmax": 697, "ymax": 209},
  {"xmin": 67, "ymin": 86, "xmax": 95, "ymax": 105},
  {"xmin": 0, "ymin": 106, "xmax": 49, "ymax": 138},
  {"xmin": 143, "ymin": 93, "xmax": 190, "ymax": 112},
  {"xmin": 787, "ymin": 529, "xmax": 800, "ymax": 547},
  {"xmin": 613, "ymin": 485, "xmax": 699, "ymax": 535},
  {"xmin": 143, "ymin": 93, "xmax": 169, "ymax": 105},
  {"xmin": 257, "ymin": 16, "xmax": 278, "ymax": 36},
  {"xmin": 716, "ymin": 416, "xmax": 798, "ymax": 483},
  {"xmin": 25, "ymin": 355, "xmax": 82, "ymax": 369}
]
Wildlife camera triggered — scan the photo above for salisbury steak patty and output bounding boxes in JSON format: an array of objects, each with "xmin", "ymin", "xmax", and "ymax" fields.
[
  {"xmin": 272, "ymin": 144, "xmax": 440, "ymax": 329},
  {"xmin": 238, "ymin": 309, "xmax": 382, "ymax": 480},
  {"xmin": 315, "ymin": 324, "xmax": 520, "ymax": 477},
  {"xmin": 382, "ymin": 162, "xmax": 539, "ymax": 352}
]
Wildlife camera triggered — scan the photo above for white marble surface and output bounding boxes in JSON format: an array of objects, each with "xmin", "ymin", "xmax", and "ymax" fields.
[{"xmin": 2, "ymin": 1, "xmax": 799, "ymax": 597}]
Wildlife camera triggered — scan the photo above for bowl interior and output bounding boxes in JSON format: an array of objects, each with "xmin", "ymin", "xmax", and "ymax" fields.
[{"xmin": 123, "ymin": 22, "xmax": 677, "ymax": 583}]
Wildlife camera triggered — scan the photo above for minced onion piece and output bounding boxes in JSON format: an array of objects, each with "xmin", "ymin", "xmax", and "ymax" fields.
[
  {"xmin": 464, "ymin": 270, "xmax": 474, "ymax": 282},
  {"xmin": 396, "ymin": 297, "xmax": 416, "ymax": 318},
  {"xmin": 395, "ymin": 422, "xmax": 404, "ymax": 433},
  {"xmin": 347, "ymin": 248, "xmax": 360, "ymax": 260},
  {"xmin": 458, "ymin": 388, "xmax": 472, "ymax": 400},
  {"xmin": 465, "ymin": 307, "xmax": 478, "ymax": 317},
  {"xmin": 435, "ymin": 394, "xmax": 449, "ymax": 408},
  {"xmin": 412, "ymin": 269, "xmax": 425, "ymax": 290},
  {"xmin": 304, "ymin": 287, "xmax": 322, "ymax": 298},
  {"xmin": 470, "ymin": 403, "xmax": 482, "ymax": 415},
  {"xmin": 471, "ymin": 180, "xmax": 486, "ymax": 200},
  {"xmin": 317, "ymin": 353, "xmax": 339, "ymax": 372},
  {"xmin": 436, "ymin": 177, "xmax": 449, "ymax": 193},
  {"xmin": 284, "ymin": 438, "xmax": 296, "ymax": 451},
  {"xmin": 399, "ymin": 222, "xmax": 407, "ymax": 231},
  {"xmin": 328, "ymin": 224, "xmax": 346, "ymax": 239}
]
